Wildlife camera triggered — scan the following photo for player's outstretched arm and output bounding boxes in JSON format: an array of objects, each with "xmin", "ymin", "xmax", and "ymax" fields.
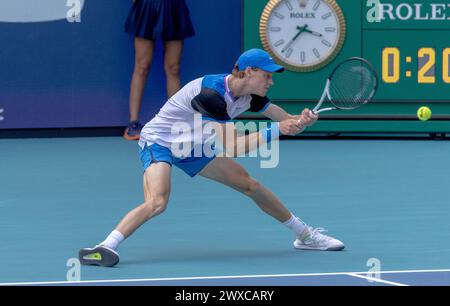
[
  {"xmin": 210, "ymin": 116, "xmax": 314, "ymax": 157},
  {"xmin": 211, "ymin": 121, "xmax": 260, "ymax": 157},
  {"xmin": 261, "ymin": 103, "xmax": 291, "ymax": 121},
  {"xmin": 262, "ymin": 103, "xmax": 317, "ymax": 124}
]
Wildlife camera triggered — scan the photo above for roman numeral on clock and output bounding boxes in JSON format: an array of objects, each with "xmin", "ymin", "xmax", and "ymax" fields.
[
  {"xmin": 274, "ymin": 39, "xmax": 285, "ymax": 47},
  {"xmin": 313, "ymin": 48, "xmax": 320, "ymax": 58},
  {"xmin": 285, "ymin": 48, "xmax": 293, "ymax": 58},
  {"xmin": 300, "ymin": 51, "xmax": 306, "ymax": 63},
  {"xmin": 313, "ymin": 0, "xmax": 320, "ymax": 11},
  {"xmin": 274, "ymin": 12, "xmax": 285, "ymax": 19},
  {"xmin": 322, "ymin": 12, "xmax": 332, "ymax": 20},
  {"xmin": 285, "ymin": 0, "xmax": 293, "ymax": 11},
  {"xmin": 322, "ymin": 40, "xmax": 331, "ymax": 47}
]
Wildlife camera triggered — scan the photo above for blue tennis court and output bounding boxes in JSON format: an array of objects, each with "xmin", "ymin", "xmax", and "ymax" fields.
[{"xmin": 1, "ymin": 137, "xmax": 449, "ymax": 286}]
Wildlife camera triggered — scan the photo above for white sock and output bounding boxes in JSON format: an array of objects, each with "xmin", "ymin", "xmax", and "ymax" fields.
[
  {"xmin": 283, "ymin": 214, "xmax": 307, "ymax": 237},
  {"xmin": 100, "ymin": 230, "xmax": 125, "ymax": 250}
]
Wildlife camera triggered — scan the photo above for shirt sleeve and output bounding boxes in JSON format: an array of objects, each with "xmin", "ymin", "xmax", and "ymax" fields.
[
  {"xmin": 248, "ymin": 95, "xmax": 271, "ymax": 112},
  {"xmin": 191, "ymin": 88, "xmax": 231, "ymax": 122}
]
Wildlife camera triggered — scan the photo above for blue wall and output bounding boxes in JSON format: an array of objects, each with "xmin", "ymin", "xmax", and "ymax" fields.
[{"xmin": 0, "ymin": 0, "xmax": 242, "ymax": 129}]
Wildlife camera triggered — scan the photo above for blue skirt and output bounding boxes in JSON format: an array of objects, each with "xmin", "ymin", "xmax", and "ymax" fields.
[{"xmin": 125, "ymin": 0, "xmax": 195, "ymax": 41}]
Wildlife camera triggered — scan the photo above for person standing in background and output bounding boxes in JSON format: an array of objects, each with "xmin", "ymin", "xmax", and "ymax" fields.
[{"xmin": 123, "ymin": 0, "xmax": 195, "ymax": 140}]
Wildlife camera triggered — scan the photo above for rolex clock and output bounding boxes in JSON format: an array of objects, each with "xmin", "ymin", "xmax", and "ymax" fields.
[{"xmin": 260, "ymin": 0, "xmax": 346, "ymax": 72}]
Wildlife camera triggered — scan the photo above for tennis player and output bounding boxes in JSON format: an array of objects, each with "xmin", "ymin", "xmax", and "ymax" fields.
[{"xmin": 79, "ymin": 49, "xmax": 345, "ymax": 267}]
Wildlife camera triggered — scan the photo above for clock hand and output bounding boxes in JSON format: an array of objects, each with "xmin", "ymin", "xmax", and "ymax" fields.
[
  {"xmin": 297, "ymin": 26, "xmax": 323, "ymax": 37},
  {"xmin": 281, "ymin": 24, "xmax": 307, "ymax": 53},
  {"xmin": 305, "ymin": 29, "xmax": 323, "ymax": 37}
]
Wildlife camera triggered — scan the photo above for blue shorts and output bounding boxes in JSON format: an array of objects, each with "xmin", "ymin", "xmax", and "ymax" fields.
[{"xmin": 139, "ymin": 143, "xmax": 216, "ymax": 177}]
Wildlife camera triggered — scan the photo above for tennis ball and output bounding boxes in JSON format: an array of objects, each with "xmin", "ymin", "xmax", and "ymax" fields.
[{"xmin": 417, "ymin": 106, "xmax": 431, "ymax": 121}]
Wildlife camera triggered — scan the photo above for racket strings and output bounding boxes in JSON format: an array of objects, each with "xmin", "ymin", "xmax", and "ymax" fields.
[
  {"xmin": 328, "ymin": 60, "xmax": 377, "ymax": 110},
  {"xmin": 332, "ymin": 68, "xmax": 372, "ymax": 101}
]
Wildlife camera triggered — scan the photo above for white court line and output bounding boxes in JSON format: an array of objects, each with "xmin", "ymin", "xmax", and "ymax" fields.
[
  {"xmin": 346, "ymin": 273, "xmax": 408, "ymax": 286},
  {"xmin": 1, "ymin": 269, "xmax": 450, "ymax": 286}
]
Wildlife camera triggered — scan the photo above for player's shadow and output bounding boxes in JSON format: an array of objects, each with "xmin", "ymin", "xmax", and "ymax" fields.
[{"xmin": 123, "ymin": 248, "xmax": 296, "ymax": 265}]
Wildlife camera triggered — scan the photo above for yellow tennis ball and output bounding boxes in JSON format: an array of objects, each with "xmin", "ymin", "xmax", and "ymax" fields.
[{"xmin": 417, "ymin": 106, "xmax": 431, "ymax": 121}]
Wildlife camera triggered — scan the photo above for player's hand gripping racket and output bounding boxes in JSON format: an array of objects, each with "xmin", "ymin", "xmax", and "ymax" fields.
[{"xmin": 299, "ymin": 57, "xmax": 378, "ymax": 125}]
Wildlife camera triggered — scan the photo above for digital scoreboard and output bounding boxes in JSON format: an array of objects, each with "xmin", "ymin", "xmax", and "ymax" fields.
[
  {"xmin": 243, "ymin": 0, "xmax": 450, "ymax": 131},
  {"xmin": 364, "ymin": 0, "xmax": 450, "ymax": 102}
]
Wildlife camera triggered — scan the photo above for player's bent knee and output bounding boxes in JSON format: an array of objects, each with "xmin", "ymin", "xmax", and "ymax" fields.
[
  {"xmin": 152, "ymin": 195, "xmax": 169, "ymax": 213},
  {"xmin": 242, "ymin": 178, "xmax": 262, "ymax": 198},
  {"xmin": 142, "ymin": 195, "xmax": 169, "ymax": 219},
  {"xmin": 232, "ymin": 171, "xmax": 261, "ymax": 197}
]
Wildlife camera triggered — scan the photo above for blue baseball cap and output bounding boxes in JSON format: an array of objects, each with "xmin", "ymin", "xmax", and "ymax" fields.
[{"xmin": 236, "ymin": 49, "xmax": 285, "ymax": 73}]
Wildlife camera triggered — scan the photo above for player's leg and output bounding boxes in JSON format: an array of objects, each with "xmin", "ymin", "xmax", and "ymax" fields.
[
  {"xmin": 163, "ymin": 40, "xmax": 183, "ymax": 98},
  {"xmin": 199, "ymin": 157, "xmax": 291, "ymax": 222},
  {"xmin": 116, "ymin": 162, "xmax": 171, "ymax": 237},
  {"xmin": 79, "ymin": 162, "xmax": 172, "ymax": 267},
  {"xmin": 124, "ymin": 37, "xmax": 155, "ymax": 140},
  {"xmin": 143, "ymin": 169, "xmax": 151, "ymax": 202},
  {"xmin": 198, "ymin": 157, "xmax": 344, "ymax": 251}
]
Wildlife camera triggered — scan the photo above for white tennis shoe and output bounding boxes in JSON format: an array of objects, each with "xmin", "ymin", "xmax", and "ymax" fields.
[{"xmin": 294, "ymin": 226, "xmax": 345, "ymax": 251}]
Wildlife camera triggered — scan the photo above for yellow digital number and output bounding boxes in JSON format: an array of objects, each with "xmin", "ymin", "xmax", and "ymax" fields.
[
  {"xmin": 443, "ymin": 48, "xmax": 450, "ymax": 84},
  {"xmin": 418, "ymin": 48, "xmax": 436, "ymax": 84},
  {"xmin": 382, "ymin": 48, "xmax": 400, "ymax": 83}
]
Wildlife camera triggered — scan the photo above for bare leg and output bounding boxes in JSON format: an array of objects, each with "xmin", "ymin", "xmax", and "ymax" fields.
[
  {"xmin": 116, "ymin": 162, "xmax": 171, "ymax": 238},
  {"xmin": 78, "ymin": 162, "xmax": 172, "ymax": 267},
  {"xmin": 199, "ymin": 157, "xmax": 292, "ymax": 223},
  {"xmin": 163, "ymin": 40, "xmax": 183, "ymax": 98},
  {"xmin": 129, "ymin": 37, "xmax": 155, "ymax": 122}
]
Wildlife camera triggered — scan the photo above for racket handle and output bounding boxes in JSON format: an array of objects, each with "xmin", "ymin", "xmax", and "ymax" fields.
[{"xmin": 297, "ymin": 109, "xmax": 318, "ymax": 126}]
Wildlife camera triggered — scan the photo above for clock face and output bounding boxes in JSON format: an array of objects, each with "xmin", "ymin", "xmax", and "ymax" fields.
[{"xmin": 260, "ymin": 0, "xmax": 346, "ymax": 72}]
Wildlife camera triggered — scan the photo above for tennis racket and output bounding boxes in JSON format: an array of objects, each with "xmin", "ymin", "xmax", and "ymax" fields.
[{"xmin": 299, "ymin": 57, "xmax": 378, "ymax": 124}]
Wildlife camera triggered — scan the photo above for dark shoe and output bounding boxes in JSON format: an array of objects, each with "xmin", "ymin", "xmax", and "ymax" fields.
[{"xmin": 79, "ymin": 245, "xmax": 120, "ymax": 267}]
